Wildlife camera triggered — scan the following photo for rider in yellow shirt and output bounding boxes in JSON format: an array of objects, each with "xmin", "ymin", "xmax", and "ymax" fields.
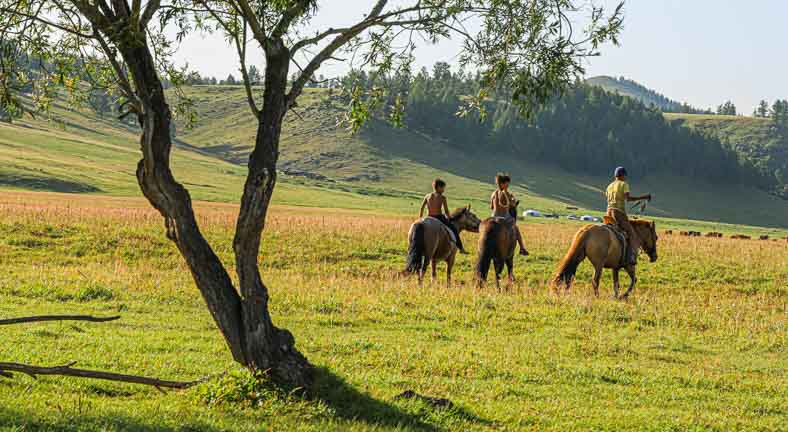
[{"xmin": 606, "ymin": 167, "xmax": 651, "ymax": 265}]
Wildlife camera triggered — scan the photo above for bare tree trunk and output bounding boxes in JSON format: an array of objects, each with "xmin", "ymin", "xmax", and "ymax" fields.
[
  {"xmin": 110, "ymin": 35, "xmax": 310, "ymax": 388},
  {"xmin": 233, "ymin": 39, "xmax": 312, "ymax": 387}
]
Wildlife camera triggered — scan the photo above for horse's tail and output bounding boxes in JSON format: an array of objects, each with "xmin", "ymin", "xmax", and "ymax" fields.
[
  {"xmin": 404, "ymin": 222, "xmax": 426, "ymax": 274},
  {"xmin": 475, "ymin": 222, "xmax": 497, "ymax": 282},
  {"xmin": 552, "ymin": 226, "xmax": 591, "ymax": 287}
]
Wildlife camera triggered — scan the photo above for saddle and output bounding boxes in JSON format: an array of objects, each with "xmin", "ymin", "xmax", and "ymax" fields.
[
  {"xmin": 424, "ymin": 216, "xmax": 458, "ymax": 245},
  {"xmin": 601, "ymin": 218, "xmax": 628, "ymax": 267}
]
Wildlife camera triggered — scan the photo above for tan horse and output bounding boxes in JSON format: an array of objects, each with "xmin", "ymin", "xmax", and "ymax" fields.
[
  {"xmin": 404, "ymin": 207, "xmax": 481, "ymax": 286},
  {"xmin": 552, "ymin": 219, "xmax": 658, "ymax": 298}
]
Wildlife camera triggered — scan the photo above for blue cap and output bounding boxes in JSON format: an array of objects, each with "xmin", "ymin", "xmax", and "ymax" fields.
[{"xmin": 614, "ymin": 166, "xmax": 628, "ymax": 177}]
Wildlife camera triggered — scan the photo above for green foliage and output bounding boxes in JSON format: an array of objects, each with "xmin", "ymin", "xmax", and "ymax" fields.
[
  {"xmin": 755, "ymin": 100, "xmax": 770, "ymax": 118},
  {"xmin": 716, "ymin": 100, "xmax": 737, "ymax": 116},
  {"xmin": 770, "ymin": 99, "xmax": 788, "ymax": 128},
  {"xmin": 666, "ymin": 113, "xmax": 788, "ymax": 199},
  {"xmin": 194, "ymin": 369, "xmax": 284, "ymax": 407},
  {"xmin": 349, "ymin": 66, "xmax": 770, "ymax": 190}
]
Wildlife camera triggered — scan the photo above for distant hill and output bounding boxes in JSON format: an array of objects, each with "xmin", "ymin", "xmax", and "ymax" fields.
[
  {"xmin": 665, "ymin": 113, "xmax": 788, "ymax": 198},
  {"xmin": 586, "ymin": 75, "xmax": 708, "ymax": 113},
  {"xmin": 0, "ymin": 85, "xmax": 786, "ymax": 228}
]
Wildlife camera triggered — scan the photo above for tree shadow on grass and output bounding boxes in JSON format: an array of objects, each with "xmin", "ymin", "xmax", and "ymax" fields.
[
  {"xmin": 311, "ymin": 367, "xmax": 493, "ymax": 431},
  {"xmin": 0, "ymin": 173, "xmax": 100, "ymax": 193}
]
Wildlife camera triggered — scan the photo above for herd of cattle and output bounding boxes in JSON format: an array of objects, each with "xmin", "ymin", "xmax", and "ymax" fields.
[{"xmin": 663, "ymin": 230, "xmax": 788, "ymax": 241}]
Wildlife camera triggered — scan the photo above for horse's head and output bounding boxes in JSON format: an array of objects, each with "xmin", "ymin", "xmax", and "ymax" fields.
[
  {"xmin": 633, "ymin": 220, "xmax": 658, "ymax": 262},
  {"xmin": 451, "ymin": 205, "xmax": 481, "ymax": 233}
]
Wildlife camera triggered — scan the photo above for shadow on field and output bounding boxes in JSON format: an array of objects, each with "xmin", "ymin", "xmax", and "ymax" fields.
[
  {"xmin": 0, "ymin": 173, "xmax": 101, "ymax": 193},
  {"xmin": 0, "ymin": 406, "xmax": 219, "ymax": 432},
  {"xmin": 312, "ymin": 367, "xmax": 492, "ymax": 431}
]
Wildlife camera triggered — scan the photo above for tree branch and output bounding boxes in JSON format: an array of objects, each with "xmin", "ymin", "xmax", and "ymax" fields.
[
  {"xmin": 140, "ymin": 0, "xmax": 161, "ymax": 27},
  {"xmin": 0, "ymin": 362, "xmax": 206, "ymax": 389},
  {"xmin": 0, "ymin": 315, "xmax": 120, "ymax": 326},
  {"xmin": 0, "ymin": 6, "xmax": 96, "ymax": 39},
  {"xmin": 271, "ymin": 0, "xmax": 312, "ymax": 39},
  {"xmin": 230, "ymin": 0, "xmax": 267, "ymax": 46}
]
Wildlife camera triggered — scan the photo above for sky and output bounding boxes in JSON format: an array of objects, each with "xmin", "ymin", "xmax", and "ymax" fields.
[{"xmin": 173, "ymin": 0, "xmax": 788, "ymax": 113}]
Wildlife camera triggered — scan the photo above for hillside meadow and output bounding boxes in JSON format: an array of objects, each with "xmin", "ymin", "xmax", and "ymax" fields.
[
  {"xmin": 2, "ymin": 85, "xmax": 787, "ymax": 228},
  {"xmin": 0, "ymin": 191, "xmax": 785, "ymax": 431}
]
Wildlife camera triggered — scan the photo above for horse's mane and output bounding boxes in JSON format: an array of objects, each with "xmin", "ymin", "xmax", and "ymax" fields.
[
  {"xmin": 631, "ymin": 219, "xmax": 654, "ymax": 228},
  {"xmin": 449, "ymin": 207, "xmax": 467, "ymax": 222}
]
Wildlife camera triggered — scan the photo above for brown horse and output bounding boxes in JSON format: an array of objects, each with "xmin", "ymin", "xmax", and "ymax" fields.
[
  {"xmin": 475, "ymin": 205, "xmax": 520, "ymax": 290},
  {"xmin": 552, "ymin": 220, "xmax": 658, "ymax": 298},
  {"xmin": 404, "ymin": 206, "xmax": 481, "ymax": 286}
]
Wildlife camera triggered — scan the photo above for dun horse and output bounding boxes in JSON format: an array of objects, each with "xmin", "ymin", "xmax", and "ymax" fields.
[
  {"xmin": 475, "ymin": 204, "xmax": 519, "ymax": 289},
  {"xmin": 403, "ymin": 207, "xmax": 481, "ymax": 286},
  {"xmin": 553, "ymin": 219, "xmax": 658, "ymax": 298}
]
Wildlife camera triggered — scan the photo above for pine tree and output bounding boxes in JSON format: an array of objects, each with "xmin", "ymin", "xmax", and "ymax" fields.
[
  {"xmin": 247, "ymin": 66, "xmax": 261, "ymax": 85},
  {"xmin": 756, "ymin": 100, "xmax": 770, "ymax": 118}
]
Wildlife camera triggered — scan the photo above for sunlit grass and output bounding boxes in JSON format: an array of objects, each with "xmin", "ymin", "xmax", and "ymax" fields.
[{"xmin": 0, "ymin": 192, "xmax": 785, "ymax": 431}]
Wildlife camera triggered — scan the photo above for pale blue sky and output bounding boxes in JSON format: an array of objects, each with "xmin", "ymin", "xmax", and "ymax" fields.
[{"xmin": 174, "ymin": 0, "xmax": 787, "ymax": 113}]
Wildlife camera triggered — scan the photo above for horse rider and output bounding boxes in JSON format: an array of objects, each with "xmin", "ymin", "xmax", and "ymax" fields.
[
  {"xmin": 419, "ymin": 178, "xmax": 467, "ymax": 254},
  {"xmin": 605, "ymin": 166, "xmax": 651, "ymax": 265},
  {"xmin": 491, "ymin": 173, "xmax": 529, "ymax": 256}
]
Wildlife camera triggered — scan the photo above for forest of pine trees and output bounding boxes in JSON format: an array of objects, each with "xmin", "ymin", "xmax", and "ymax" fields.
[
  {"xmin": 342, "ymin": 63, "xmax": 777, "ymax": 193},
  {"xmin": 753, "ymin": 99, "xmax": 788, "ymax": 128}
]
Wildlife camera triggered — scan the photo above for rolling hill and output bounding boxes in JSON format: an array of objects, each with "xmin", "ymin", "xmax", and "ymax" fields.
[
  {"xmin": 1, "ymin": 85, "xmax": 786, "ymax": 229},
  {"xmin": 585, "ymin": 76, "xmax": 692, "ymax": 112},
  {"xmin": 664, "ymin": 113, "xmax": 788, "ymax": 198}
]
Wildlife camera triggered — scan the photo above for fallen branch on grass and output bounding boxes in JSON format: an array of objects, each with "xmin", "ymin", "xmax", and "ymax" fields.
[
  {"xmin": 1, "ymin": 314, "xmax": 204, "ymax": 391},
  {"xmin": 0, "ymin": 362, "xmax": 205, "ymax": 390},
  {"xmin": 0, "ymin": 315, "xmax": 120, "ymax": 325}
]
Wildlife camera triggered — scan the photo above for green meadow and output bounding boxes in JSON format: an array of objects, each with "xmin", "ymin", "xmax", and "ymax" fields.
[{"xmin": 0, "ymin": 193, "xmax": 785, "ymax": 431}]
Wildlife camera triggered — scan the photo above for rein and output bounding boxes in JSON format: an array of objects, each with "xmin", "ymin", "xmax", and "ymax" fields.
[{"xmin": 630, "ymin": 200, "xmax": 648, "ymax": 215}]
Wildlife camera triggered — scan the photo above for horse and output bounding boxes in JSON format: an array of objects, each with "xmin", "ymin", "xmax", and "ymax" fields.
[
  {"xmin": 403, "ymin": 206, "xmax": 481, "ymax": 286},
  {"xmin": 475, "ymin": 204, "xmax": 520, "ymax": 290},
  {"xmin": 552, "ymin": 219, "xmax": 658, "ymax": 299}
]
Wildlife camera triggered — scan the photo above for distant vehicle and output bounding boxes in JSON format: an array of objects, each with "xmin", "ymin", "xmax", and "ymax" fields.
[
  {"xmin": 567, "ymin": 215, "xmax": 579, "ymax": 220},
  {"xmin": 524, "ymin": 209, "xmax": 542, "ymax": 217},
  {"xmin": 580, "ymin": 215, "xmax": 601, "ymax": 222},
  {"xmin": 543, "ymin": 213, "xmax": 560, "ymax": 219}
]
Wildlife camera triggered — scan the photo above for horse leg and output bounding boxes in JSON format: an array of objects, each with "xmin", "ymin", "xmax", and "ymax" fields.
[
  {"xmin": 621, "ymin": 265, "xmax": 637, "ymax": 299},
  {"xmin": 418, "ymin": 257, "xmax": 429, "ymax": 286},
  {"xmin": 506, "ymin": 257, "xmax": 515, "ymax": 288},
  {"xmin": 494, "ymin": 259, "xmax": 504, "ymax": 292},
  {"xmin": 592, "ymin": 264, "xmax": 603, "ymax": 298},
  {"xmin": 446, "ymin": 254, "xmax": 455, "ymax": 289},
  {"xmin": 612, "ymin": 268, "xmax": 621, "ymax": 299},
  {"xmin": 431, "ymin": 260, "xmax": 437, "ymax": 282}
]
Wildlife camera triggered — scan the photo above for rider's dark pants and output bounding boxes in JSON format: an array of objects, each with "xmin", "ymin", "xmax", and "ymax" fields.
[{"xmin": 432, "ymin": 214, "xmax": 465, "ymax": 252}]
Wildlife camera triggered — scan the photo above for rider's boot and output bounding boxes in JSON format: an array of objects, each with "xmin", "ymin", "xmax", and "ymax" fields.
[
  {"xmin": 515, "ymin": 227, "xmax": 529, "ymax": 256},
  {"xmin": 456, "ymin": 235, "xmax": 468, "ymax": 254}
]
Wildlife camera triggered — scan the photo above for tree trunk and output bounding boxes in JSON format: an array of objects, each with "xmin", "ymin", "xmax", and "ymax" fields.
[
  {"xmin": 233, "ymin": 39, "xmax": 312, "ymax": 387},
  {"xmin": 109, "ymin": 34, "xmax": 310, "ymax": 388}
]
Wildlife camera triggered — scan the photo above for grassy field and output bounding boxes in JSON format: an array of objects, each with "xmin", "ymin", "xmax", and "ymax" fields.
[{"xmin": 1, "ymin": 191, "xmax": 785, "ymax": 431}]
